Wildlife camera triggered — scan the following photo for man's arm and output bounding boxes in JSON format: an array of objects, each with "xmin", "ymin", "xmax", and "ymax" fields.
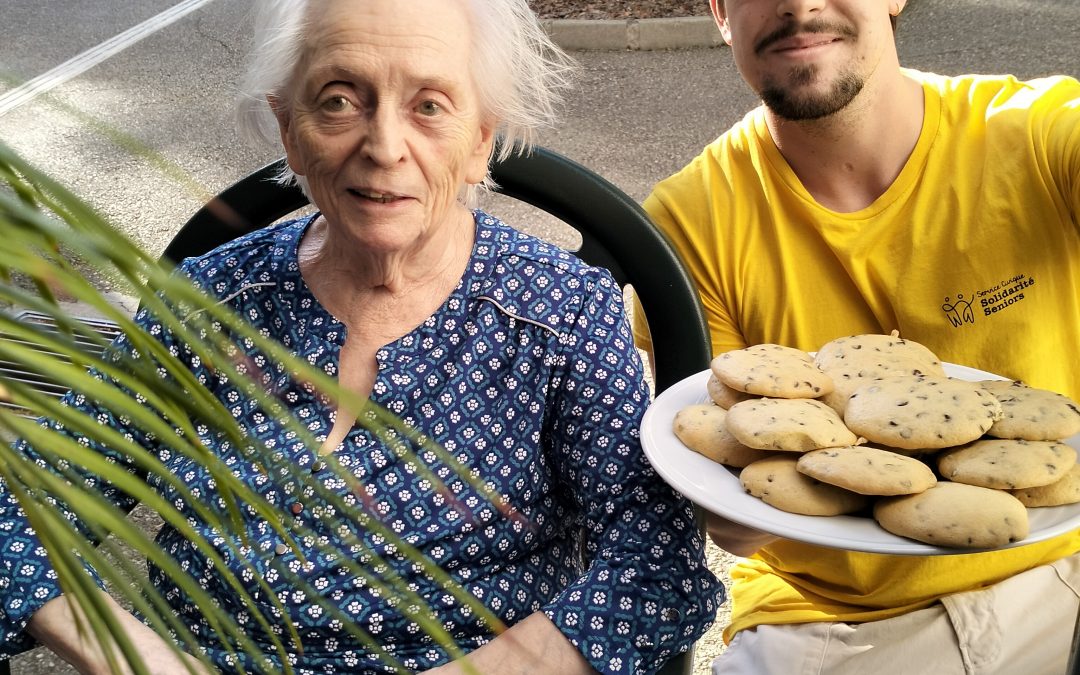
[
  {"xmin": 422, "ymin": 612, "xmax": 593, "ymax": 675},
  {"xmin": 28, "ymin": 593, "xmax": 210, "ymax": 675},
  {"xmin": 705, "ymin": 514, "xmax": 779, "ymax": 557},
  {"xmin": 639, "ymin": 342, "xmax": 778, "ymax": 558}
]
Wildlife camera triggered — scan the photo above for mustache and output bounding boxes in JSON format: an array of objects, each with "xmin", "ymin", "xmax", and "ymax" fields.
[{"xmin": 754, "ymin": 19, "xmax": 859, "ymax": 55}]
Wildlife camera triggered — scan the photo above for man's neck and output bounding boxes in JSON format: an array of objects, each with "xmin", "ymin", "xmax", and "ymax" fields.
[{"xmin": 765, "ymin": 70, "xmax": 925, "ymax": 213}]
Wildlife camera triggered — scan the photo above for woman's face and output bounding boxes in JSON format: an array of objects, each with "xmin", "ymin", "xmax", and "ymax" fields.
[{"xmin": 274, "ymin": 0, "xmax": 494, "ymax": 254}]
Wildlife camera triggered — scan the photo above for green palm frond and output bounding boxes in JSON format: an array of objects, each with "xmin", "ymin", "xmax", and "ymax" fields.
[{"xmin": 0, "ymin": 142, "xmax": 498, "ymax": 674}]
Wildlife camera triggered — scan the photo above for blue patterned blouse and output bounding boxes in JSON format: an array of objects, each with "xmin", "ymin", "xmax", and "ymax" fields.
[{"xmin": 0, "ymin": 211, "xmax": 722, "ymax": 674}]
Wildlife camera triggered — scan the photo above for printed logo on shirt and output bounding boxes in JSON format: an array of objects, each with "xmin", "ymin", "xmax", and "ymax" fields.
[
  {"xmin": 942, "ymin": 273, "xmax": 1035, "ymax": 328},
  {"xmin": 941, "ymin": 294, "xmax": 975, "ymax": 327}
]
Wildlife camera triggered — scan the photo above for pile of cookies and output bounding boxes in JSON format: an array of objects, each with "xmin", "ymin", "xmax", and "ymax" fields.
[{"xmin": 672, "ymin": 332, "xmax": 1080, "ymax": 549}]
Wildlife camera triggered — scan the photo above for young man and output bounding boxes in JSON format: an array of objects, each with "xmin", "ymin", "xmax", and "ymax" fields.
[{"xmin": 634, "ymin": 0, "xmax": 1080, "ymax": 672}]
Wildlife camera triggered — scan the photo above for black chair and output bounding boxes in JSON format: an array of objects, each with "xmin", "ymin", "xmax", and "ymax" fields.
[{"xmin": 2, "ymin": 146, "xmax": 711, "ymax": 674}]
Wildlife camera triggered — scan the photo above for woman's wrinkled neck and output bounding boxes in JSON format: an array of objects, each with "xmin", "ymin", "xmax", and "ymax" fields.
[{"xmin": 297, "ymin": 208, "xmax": 476, "ymax": 323}]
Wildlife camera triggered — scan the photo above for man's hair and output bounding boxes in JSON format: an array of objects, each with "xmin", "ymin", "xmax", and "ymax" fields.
[{"xmin": 234, "ymin": 0, "xmax": 576, "ymax": 204}]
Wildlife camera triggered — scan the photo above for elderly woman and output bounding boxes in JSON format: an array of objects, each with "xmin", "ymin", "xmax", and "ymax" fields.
[{"xmin": 0, "ymin": 0, "xmax": 721, "ymax": 673}]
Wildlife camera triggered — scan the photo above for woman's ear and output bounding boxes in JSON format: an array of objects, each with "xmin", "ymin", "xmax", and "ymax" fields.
[
  {"xmin": 268, "ymin": 94, "xmax": 304, "ymax": 176},
  {"xmin": 464, "ymin": 121, "xmax": 497, "ymax": 186},
  {"xmin": 710, "ymin": 0, "xmax": 732, "ymax": 45}
]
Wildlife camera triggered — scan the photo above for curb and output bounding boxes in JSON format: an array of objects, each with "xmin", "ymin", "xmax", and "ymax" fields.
[{"xmin": 543, "ymin": 16, "xmax": 724, "ymax": 51}]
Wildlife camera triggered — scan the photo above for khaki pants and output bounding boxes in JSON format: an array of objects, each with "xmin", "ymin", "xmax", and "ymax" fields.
[{"xmin": 713, "ymin": 553, "xmax": 1080, "ymax": 675}]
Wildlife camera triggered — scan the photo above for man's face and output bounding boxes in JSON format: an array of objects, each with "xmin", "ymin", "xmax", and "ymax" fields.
[{"xmin": 711, "ymin": 0, "xmax": 901, "ymax": 121}]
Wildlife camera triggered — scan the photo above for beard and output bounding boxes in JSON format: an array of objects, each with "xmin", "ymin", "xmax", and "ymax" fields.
[
  {"xmin": 753, "ymin": 17, "xmax": 864, "ymax": 121},
  {"xmin": 760, "ymin": 66, "xmax": 865, "ymax": 120}
]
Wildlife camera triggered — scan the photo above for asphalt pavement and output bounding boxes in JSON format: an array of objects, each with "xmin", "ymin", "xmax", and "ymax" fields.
[
  {"xmin": 1, "ymin": 1, "xmax": 1080, "ymax": 673},
  {"xmin": 3, "ymin": 0, "xmax": 1079, "ymax": 263}
]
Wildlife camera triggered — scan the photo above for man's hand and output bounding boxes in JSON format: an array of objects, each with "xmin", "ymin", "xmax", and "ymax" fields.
[
  {"xmin": 706, "ymin": 513, "xmax": 778, "ymax": 556},
  {"xmin": 28, "ymin": 592, "xmax": 212, "ymax": 675}
]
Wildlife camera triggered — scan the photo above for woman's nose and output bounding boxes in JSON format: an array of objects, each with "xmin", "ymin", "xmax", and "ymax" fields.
[{"xmin": 361, "ymin": 108, "xmax": 407, "ymax": 167}]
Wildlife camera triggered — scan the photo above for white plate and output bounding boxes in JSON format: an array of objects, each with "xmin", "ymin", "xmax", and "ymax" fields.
[{"xmin": 641, "ymin": 364, "xmax": 1080, "ymax": 555}]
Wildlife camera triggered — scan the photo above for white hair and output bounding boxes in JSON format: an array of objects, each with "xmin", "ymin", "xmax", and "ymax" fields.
[{"xmin": 235, "ymin": 0, "xmax": 577, "ymax": 206}]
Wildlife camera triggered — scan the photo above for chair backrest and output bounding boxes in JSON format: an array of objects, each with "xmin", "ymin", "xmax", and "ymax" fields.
[
  {"xmin": 162, "ymin": 146, "xmax": 709, "ymax": 675},
  {"xmin": 164, "ymin": 146, "xmax": 711, "ymax": 394}
]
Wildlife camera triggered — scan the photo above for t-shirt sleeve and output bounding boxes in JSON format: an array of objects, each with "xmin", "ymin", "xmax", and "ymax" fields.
[
  {"xmin": 1033, "ymin": 76, "xmax": 1080, "ymax": 226},
  {"xmin": 643, "ymin": 177, "xmax": 749, "ymax": 357}
]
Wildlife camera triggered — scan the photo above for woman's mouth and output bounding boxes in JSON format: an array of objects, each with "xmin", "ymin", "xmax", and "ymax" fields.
[{"xmin": 349, "ymin": 188, "xmax": 403, "ymax": 204}]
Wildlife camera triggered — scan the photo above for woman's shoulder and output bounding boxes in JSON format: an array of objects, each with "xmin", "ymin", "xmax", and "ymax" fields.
[
  {"xmin": 470, "ymin": 210, "xmax": 622, "ymax": 328},
  {"xmin": 474, "ymin": 210, "xmax": 608, "ymax": 283},
  {"xmin": 177, "ymin": 217, "xmax": 308, "ymax": 289}
]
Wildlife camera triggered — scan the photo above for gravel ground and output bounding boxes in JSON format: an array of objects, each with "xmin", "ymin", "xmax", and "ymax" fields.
[
  {"xmin": 697, "ymin": 544, "xmax": 737, "ymax": 672},
  {"xmin": 529, "ymin": 0, "xmax": 708, "ymax": 20}
]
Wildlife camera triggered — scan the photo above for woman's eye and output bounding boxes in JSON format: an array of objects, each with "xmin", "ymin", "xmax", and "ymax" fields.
[
  {"xmin": 321, "ymin": 95, "xmax": 352, "ymax": 113},
  {"xmin": 417, "ymin": 100, "xmax": 442, "ymax": 116}
]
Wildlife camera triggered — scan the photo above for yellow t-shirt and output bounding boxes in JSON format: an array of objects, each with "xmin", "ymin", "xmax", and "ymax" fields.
[{"xmin": 636, "ymin": 71, "xmax": 1080, "ymax": 641}]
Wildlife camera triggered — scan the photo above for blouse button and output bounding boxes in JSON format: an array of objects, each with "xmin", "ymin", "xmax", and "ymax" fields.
[
  {"xmin": 311, "ymin": 461, "xmax": 326, "ymax": 473},
  {"xmin": 661, "ymin": 608, "xmax": 682, "ymax": 622},
  {"xmin": 290, "ymin": 502, "xmax": 304, "ymax": 515},
  {"xmin": 274, "ymin": 543, "xmax": 289, "ymax": 556}
]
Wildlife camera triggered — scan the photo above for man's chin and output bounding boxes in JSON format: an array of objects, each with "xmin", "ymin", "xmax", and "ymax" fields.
[
  {"xmin": 764, "ymin": 97, "xmax": 844, "ymax": 121},
  {"xmin": 761, "ymin": 76, "xmax": 865, "ymax": 121}
]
